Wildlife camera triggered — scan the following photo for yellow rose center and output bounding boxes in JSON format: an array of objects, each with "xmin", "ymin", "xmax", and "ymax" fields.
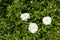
[
  {"xmin": 32, "ymin": 27, "xmax": 35, "ymax": 30},
  {"xmin": 46, "ymin": 19, "xmax": 48, "ymax": 22}
]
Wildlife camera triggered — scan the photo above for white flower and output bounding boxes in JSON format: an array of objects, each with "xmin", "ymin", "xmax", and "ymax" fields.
[
  {"xmin": 30, "ymin": 1, "xmax": 33, "ymax": 3},
  {"xmin": 20, "ymin": 13, "xmax": 30, "ymax": 21},
  {"xmin": 28, "ymin": 23, "xmax": 38, "ymax": 33},
  {"xmin": 50, "ymin": 6, "xmax": 52, "ymax": 8},
  {"xmin": 42, "ymin": 16, "xmax": 52, "ymax": 25}
]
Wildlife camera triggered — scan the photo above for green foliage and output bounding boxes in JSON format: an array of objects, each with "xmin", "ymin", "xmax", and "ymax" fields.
[{"xmin": 0, "ymin": 0, "xmax": 60, "ymax": 40}]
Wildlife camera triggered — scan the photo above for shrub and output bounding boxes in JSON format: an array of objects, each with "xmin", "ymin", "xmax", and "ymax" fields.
[{"xmin": 0, "ymin": 0, "xmax": 60, "ymax": 40}]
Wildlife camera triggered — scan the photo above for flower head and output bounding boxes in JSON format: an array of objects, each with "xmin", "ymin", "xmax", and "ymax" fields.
[
  {"xmin": 28, "ymin": 23, "xmax": 38, "ymax": 33},
  {"xmin": 42, "ymin": 16, "xmax": 52, "ymax": 25},
  {"xmin": 20, "ymin": 13, "xmax": 30, "ymax": 21}
]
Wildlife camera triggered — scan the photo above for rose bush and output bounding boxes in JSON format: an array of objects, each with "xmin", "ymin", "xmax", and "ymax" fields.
[{"xmin": 0, "ymin": 0, "xmax": 60, "ymax": 40}]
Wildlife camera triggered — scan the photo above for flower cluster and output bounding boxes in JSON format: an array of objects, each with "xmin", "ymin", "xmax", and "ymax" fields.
[{"xmin": 20, "ymin": 13, "xmax": 52, "ymax": 33}]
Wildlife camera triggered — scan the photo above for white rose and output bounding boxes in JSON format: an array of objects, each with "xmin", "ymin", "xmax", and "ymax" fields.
[
  {"xmin": 42, "ymin": 16, "xmax": 52, "ymax": 25},
  {"xmin": 20, "ymin": 13, "xmax": 30, "ymax": 21},
  {"xmin": 28, "ymin": 23, "xmax": 38, "ymax": 33}
]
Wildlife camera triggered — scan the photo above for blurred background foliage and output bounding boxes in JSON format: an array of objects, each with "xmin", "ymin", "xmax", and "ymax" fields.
[{"xmin": 0, "ymin": 0, "xmax": 60, "ymax": 40}]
